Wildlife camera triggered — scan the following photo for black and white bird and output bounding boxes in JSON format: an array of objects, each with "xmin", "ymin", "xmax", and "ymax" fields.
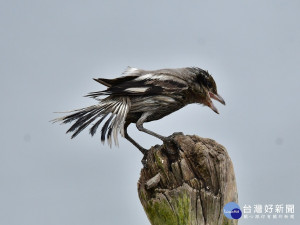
[{"xmin": 53, "ymin": 67, "xmax": 225, "ymax": 156}]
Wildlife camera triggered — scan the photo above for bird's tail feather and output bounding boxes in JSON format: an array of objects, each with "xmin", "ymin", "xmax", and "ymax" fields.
[{"xmin": 52, "ymin": 97, "xmax": 130, "ymax": 147}]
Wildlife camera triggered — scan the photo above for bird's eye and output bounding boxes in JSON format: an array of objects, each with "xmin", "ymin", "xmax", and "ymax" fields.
[
  {"xmin": 205, "ymin": 78, "xmax": 214, "ymax": 89},
  {"xmin": 207, "ymin": 81, "xmax": 213, "ymax": 88}
]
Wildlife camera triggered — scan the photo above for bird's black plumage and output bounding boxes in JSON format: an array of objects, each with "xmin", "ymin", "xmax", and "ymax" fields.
[{"xmin": 53, "ymin": 66, "xmax": 225, "ymax": 154}]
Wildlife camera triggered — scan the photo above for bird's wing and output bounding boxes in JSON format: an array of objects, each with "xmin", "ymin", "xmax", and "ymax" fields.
[
  {"xmin": 93, "ymin": 67, "xmax": 141, "ymax": 87},
  {"xmin": 52, "ymin": 96, "xmax": 131, "ymax": 146},
  {"xmin": 87, "ymin": 70, "xmax": 189, "ymax": 97}
]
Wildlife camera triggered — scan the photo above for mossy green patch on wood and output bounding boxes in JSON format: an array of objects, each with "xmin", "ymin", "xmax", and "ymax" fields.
[
  {"xmin": 173, "ymin": 192, "xmax": 193, "ymax": 224},
  {"xmin": 145, "ymin": 198, "xmax": 177, "ymax": 225},
  {"xmin": 139, "ymin": 190, "xmax": 147, "ymax": 202},
  {"xmin": 144, "ymin": 192, "xmax": 193, "ymax": 225}
]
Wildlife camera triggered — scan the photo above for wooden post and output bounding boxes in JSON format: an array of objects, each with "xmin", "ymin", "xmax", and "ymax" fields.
[{"xmin": 138, "ymin": 133, "xmax": 238, "ymax": 225}]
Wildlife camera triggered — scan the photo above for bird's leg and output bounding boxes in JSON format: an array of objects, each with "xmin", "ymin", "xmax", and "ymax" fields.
[
  {"xmin": 124, "ymin": 123, "xmax": 147, "ymax": 155},
  {"xmin": 136, "ymin": 112, "xmax": 167, "ymax": 141},
  {"xmin": 137, "ymin": 112, "xmax": 180, "ymax": 158}
]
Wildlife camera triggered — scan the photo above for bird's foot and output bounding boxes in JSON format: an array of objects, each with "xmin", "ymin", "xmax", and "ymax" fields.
[{"xmin": 162, "ymin": 135, "xmax": 180, "ymax": 158}]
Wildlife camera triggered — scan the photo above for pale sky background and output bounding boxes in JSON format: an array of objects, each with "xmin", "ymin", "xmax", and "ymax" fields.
[{"xmin": 1, "ymin": 1, "xmax": 299, "ymax": 225}]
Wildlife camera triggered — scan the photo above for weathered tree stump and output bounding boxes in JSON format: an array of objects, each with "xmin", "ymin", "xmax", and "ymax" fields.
[{"xmin": 138, "ymin": 133, "xmax": 238, "ymax": 225}]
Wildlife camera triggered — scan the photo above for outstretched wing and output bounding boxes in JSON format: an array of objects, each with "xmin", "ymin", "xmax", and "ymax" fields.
[
  {"xmin": 87, "ymin": 67, "xmax": 189, "ymax": 98},
  {"xmin": 93, "ymin": 67, "xmax": 141, "ymax": 87}
]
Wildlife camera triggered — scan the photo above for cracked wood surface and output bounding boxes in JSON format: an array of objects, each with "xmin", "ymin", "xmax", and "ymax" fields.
[{"xmin": 138, "ymin": 133, "xmax": 238, "ymax": 225}]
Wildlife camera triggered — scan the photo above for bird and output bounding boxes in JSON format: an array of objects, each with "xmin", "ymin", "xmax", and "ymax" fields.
[{"xmin": 53, "ymin": 66, "xmax": 225, "ymax": 159}]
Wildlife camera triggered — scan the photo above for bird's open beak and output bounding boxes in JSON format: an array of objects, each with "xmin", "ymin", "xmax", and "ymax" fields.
[
  {"xmin": 207, "ymin": 92, "xmax": 225, "ymax": 114},
  {"xmin": 209, "ymin": 92, "xmax": 226, "ymax": 105},
  {"xmin": 209, "ymin": 101, "xmax": 219, "ymax": 114}
]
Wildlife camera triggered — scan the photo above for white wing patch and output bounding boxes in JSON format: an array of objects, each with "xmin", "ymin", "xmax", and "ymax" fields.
[
  {"xmin": 155, "ymin": 96, "xmax": 176, "ymax": 103},
  {"xmin": 122, "ymin": 66, "xmax": 139, "ymax": 76},
  {"xmin": 124, "ymin": 87, "xmax": 149, "ymax": 93},
  {"xmin": 135, "ymin": 73, "xmax": 153, "ymax": 81},
  {"xmin": 135, "ymin": 73, "xmax": 187, "ymax": 85}
]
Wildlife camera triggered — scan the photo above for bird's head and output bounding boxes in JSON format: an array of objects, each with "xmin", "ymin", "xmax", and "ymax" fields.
[{"xmin": 196, "ymin": 69, "xmax": 225, "ymax": 114}]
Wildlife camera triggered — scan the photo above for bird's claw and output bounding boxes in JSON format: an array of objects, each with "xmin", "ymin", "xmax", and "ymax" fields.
[{"xmin": 162, "ymin": 136, "xmax": 180, "ymax": 156}]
